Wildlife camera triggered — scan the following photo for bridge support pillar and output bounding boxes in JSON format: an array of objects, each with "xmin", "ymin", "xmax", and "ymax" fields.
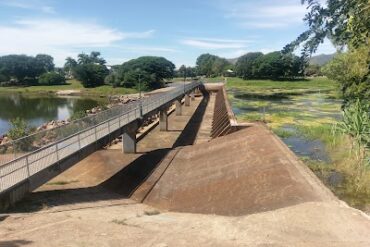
[
  {"xmin": 122, "ymin": 120, "xmax": 138, "ymax": 154},
  {"xmin": 185, "ymin": 94, "xmax": 190, "ymax": 106},
  {"xmin": 175, "ymin": 99, "xmax": 182, "ymax": 116},
  {"xmin": 159, "ymin": 108, "xmax": 168, "ymax": 131}
]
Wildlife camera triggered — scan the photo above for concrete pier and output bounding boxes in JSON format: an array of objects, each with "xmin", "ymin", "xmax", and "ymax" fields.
[
  {"xmin": 191, "ymin": 91, "xmax": 195, "ymax": 101},
  {"xmin": 122, "ymin": 120, "xmax": 138, "ymax": 154},
  {"xmin": 185, "ymin": 94, "xmax": 190, "ymax": 106},
  {"xmin": 159, "ymin": 108, "xmax": 168, "ymax": 131},
  {"xmin": 175, "ymin": 99, "xmax": 182, "ymax": 116}
]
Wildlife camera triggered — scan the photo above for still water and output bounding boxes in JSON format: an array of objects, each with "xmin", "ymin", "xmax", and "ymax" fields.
[
  {"xmin": 228, "ymin": 90, "xmax": 342, "ymax": 162},
  {"xmin": 0, "ymin": 94, "xmax": 107, "ymax": 135}
]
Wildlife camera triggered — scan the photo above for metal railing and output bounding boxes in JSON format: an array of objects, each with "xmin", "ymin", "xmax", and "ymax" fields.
[{"xmin": 0, "ymin": 81, "xmax": 201, "ymax": 193}]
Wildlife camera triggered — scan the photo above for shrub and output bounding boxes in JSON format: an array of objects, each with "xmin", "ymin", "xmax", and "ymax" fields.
[
  {"xmin": 8, "ymin": 118, "xmax": 29, "ymax": 140},
  {"xmin": 69, "ymin": 110, "xmax": 88, "ymax": 121},
  {"xmin": 38, "ymin": 72, "xmax": 66, "ymax": 85},
  {"xmin": 74, "ymin": 63, "xmax": 109, "ymax": 88}
]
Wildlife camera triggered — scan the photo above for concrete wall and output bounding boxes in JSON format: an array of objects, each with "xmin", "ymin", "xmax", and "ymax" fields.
[{"xmin": 204, "ymin": 83, "xmax": 249, "ymax": 138}]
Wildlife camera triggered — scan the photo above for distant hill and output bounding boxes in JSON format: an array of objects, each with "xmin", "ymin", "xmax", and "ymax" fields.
[
  {"xmin": 227, "ymin": 57, "xmax": 239, "ymax": 65},
  {"xmin": 309, "ymin": 54, "xmax": 335, "ymax": 66}
]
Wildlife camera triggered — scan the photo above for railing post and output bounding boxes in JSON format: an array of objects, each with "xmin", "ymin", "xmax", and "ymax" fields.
[
  {"xmin": 13, "ymin": 142, "xmax": 16, "ymax": 160},
  {"xmin": 0, "ymin": 167, "xmax": 3, "ymax": 191},
  {"xmin": 78, "ymin": 134, "xmax": 81, "ymax": 150},
  {"xmin": 94, "ymin": 126, "xmax": 98, "ymax": 150},
  {"xmin": 26, "ymin": 156, "xmax": 30, "ymax": 177},
  {"xmin": 56, "ymin": 143, "xmax": 60, "ymax": 162},
  {"xmin": 108, "ymin": 121, "xmax": 111, "ymax": 144}
]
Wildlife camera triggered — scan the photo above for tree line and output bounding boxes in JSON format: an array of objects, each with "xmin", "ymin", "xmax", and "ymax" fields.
[
  {"xmin": 0, "ymin": 52, "xmax": 177, "ymax": 90},
  {"xmin": 0, "ymin": 54, "xmax": 65, "ymax": 86},
  {"xmin": 194, "ymin": 51, "xmax": 304, "ymax": 79}
]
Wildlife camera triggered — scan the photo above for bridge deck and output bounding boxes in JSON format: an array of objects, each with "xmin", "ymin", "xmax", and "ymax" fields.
[
  {"xmin": 34, "ymin": 95, "xmax": 205, "ymax": 194},
  {"xmin": 0, "ymin": 82, "xmax": 201, "ymax": 198}
]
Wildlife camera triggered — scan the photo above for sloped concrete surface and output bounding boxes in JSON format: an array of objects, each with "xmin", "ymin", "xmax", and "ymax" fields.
[{"xmin": 144, "ymin": 124, "xmax": 338, "ymax": 216}]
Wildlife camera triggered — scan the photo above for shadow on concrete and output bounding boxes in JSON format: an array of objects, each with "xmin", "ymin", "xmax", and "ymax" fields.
[
  {"xmin": 173, "ymin": 92, "xmax": 209, "ymax": 148},
  {"xmin": 0, "ymin": 240, "xmax": 33, "ymax": 247},
  {"xmin": 6, "ymin": 93, "xmax": 209, "ymax": 213},
  {"xmin": 6, "ymin": 149, "xmax": 170, "ymax": 213}
]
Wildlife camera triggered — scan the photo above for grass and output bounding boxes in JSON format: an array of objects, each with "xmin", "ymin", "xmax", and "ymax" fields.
[
  {"xmin": 0, "ymin": 79, "xmax": 138, "ymax": 96},
  {"xmin": 225, "ymin": 76, "xmax": 338, "ymax": 91}
]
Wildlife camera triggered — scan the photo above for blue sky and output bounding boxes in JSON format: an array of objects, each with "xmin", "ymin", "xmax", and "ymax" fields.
[{"xmin": 0, "ymin": 0, "xmax": 336, "ymax": 67}]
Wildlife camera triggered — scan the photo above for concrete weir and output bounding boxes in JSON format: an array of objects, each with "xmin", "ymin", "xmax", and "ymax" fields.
[{"xmin": 1, "ymin": 83, "xmax": 370, "ymax": 246}]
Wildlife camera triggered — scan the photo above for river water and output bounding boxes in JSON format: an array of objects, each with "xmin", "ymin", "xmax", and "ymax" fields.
[
  {"xmin": 228, "ymin": 89, "xmax": 342, "ymax": 163},
  {"xmin": 0, "ymin": 94, "xmax": 107, "ymax": 135}
]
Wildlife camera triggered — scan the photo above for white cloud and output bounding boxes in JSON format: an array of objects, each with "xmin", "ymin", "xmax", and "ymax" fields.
[
  {"xmin": 119, "ymin": 45, "xmax": 177, "ymax": 53},
  {"xmin": 0, "ymin": 0, "xmax": 55, "ymax": 14},
  {"xmin": 221, "ymin": 0, "xmax": 308, "ymax": 29},
  {"xmin": 216, "ymin": 49, "xmax": 249, "ymax": 58},
  {"xmin": 181, "ymin": 37, "xmax": 251, "ymax": 49},
  {"xmin": 0, "ymin": 18, "xmax": 155, "ymax": 66}
]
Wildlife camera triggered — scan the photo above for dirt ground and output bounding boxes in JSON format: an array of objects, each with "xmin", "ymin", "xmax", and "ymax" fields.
[{"xmin": 1, "ymin": 199, "xmax": 369, "ymax": 246}]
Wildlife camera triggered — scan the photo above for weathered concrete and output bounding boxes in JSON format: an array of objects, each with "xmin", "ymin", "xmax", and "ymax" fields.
[
  {"xmin": 144, "ymin": 124, "xmax": 337, "ymax": 216},
  {"xmin": 122, "ymin": 120, "xmax": 139, "ymax": 154},
  {"xmin": 195, "ymin": 92, "xmax": 214, "ymax": 144},
  {"xmin": 159, "ymin": 108, "xmax": 168, "ymax": 131},
  {"xmin": 184, "ymin": 94, "xmax": 190, "ymax": 106},
  {"xmin": 175, "ymin": 99, "xmax": 182, "ymax": 116},
  {"xmin": 191, "ymin": 91, "xmax": 195, "ymax": 101}
]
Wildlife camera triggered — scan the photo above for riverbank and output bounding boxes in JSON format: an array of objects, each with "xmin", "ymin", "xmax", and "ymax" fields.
[
  {"xmin": 224, "ymin": 76, "xmax": 370, "ymax": 213},
  {"xmin": 0, "ymin": 79, "xmax": 137, "ymax": 96}
]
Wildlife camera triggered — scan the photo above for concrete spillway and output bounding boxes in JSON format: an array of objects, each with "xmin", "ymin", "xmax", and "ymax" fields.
[{"xmin": 140, "ymin": 124, "xmax": 337, "ymax": 216}]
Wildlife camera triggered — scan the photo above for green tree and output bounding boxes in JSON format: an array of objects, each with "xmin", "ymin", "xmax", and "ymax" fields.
[
  {"xmin": 8, "ymin": 117, "xmax": 29, "ymax": 140},
  {"xmin": 38, "ymin": 72, "xmax": 66, "ymax": 85},
  {"xmin": 179, "ymin": 65, "xmax": 187, "ymax": 81},
  {"xmin": 256, "ymin": 52, "xmax": 285, "ymax": 79},
  {"xmin": 70, "ymin": 52, "xmax": 109, "ymax": 88},
  {"xmin": 305, "ymin": 64, "xmax": 323, "ymax": 77},
  {"xmin": 196, "ymin": 54, "xmax": 231, "ymax": 77},
  {"xmin": 117, "ymin": 56, "xmax": 175, "ymax": 90},
  {"xmin": 284, "ymin": 0, "xmax": 370, "ymax": 56},
  {"xmin": 322, "ymin": 47, "xmax": 369, "ymax": 100},
  {"xmin": 284, "ymin": 0, "xmax": 369, "ymax": 100},
  {"xmin": 63, "ymin": 57, "xmax": 78, "ymax": 77},
  {"xmin": 35, "ymin": 54, "xmax": 55, "ymax": 72},
  {"xmin": 74, "ymin": 63, "xmax": 109, "ymax": 88},
  {"xmin": 0, "ymin": 55, "xmax": 46, "ymax": 85},
  {"xmin": 235, "ymin": 52, "xmax": 263, "ymax": 79},
  {"xmin": 77, "ymin": 51, "xmax": 106, "ymax": 65}
]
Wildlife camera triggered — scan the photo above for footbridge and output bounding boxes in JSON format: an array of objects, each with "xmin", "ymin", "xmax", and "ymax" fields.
[{"xmin": 0, "ymin": 81, "xmax": 202, "ymax": 208}]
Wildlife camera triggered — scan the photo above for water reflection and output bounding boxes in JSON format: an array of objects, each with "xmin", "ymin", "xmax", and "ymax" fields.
[{"xmin": 0, "ymin": 94, "xmax": 107, "ymax": 135}]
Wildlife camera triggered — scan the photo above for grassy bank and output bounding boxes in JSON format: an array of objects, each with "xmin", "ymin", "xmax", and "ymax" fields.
[
  {"xmin": 226, "ymin": 76, "xmax": 370, "ymax": 211},
  {"xmin": 0, "ymin": 79, "xmax": 137, "ymax": 96}
]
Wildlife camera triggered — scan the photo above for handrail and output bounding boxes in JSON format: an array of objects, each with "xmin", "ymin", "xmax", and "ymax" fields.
[{"xmin": 0, "ymin": 81, "xmax": 201, "ymax": 193}]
